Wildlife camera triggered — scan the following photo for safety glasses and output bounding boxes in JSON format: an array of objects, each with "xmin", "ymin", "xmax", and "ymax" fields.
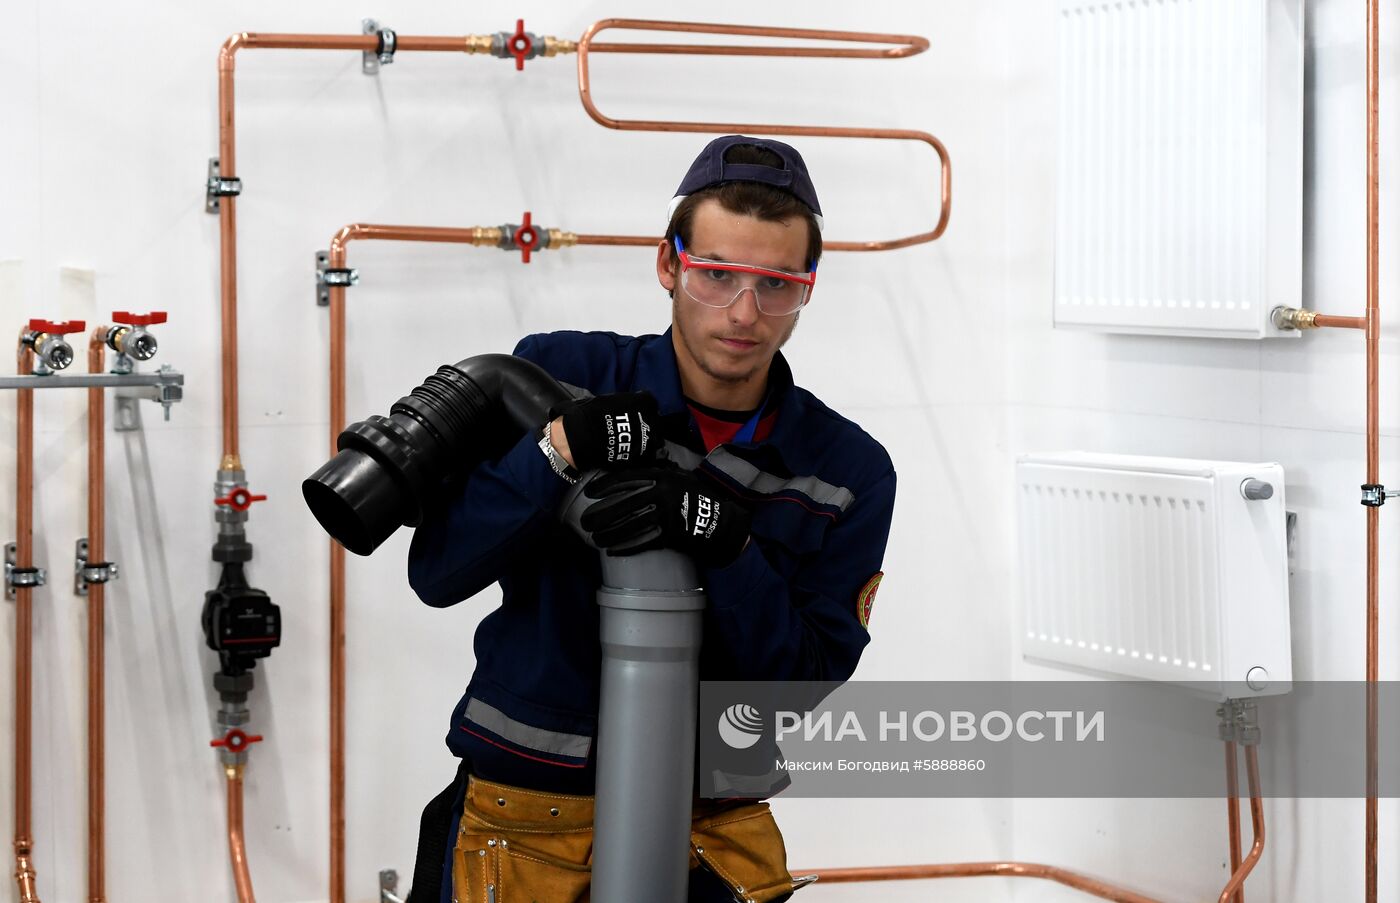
[{"xmin": 673, "ymin": 236, "xmax": 816, "ymax": 317}]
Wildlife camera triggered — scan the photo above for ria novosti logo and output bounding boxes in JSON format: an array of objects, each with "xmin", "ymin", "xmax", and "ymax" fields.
[{"xmin": 717, "ymin": 703, "xmax": 764, "ymax": 749}]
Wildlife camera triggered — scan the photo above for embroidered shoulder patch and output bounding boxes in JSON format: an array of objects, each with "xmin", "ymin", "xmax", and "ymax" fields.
[{"xmin": 856, "ymin": 572, "xmax": 883, "ymax": 629}]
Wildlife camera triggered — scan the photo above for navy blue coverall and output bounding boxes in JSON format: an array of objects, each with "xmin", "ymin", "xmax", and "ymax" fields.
[{"xmin": 406, "ymin": 328, "xmax": 897, "ymax": 900}]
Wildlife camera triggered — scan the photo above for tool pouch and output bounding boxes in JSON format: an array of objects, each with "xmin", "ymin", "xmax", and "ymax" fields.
[{"xmin": 452, "ymin": 775, "xmax": 796, "ymax": 902}]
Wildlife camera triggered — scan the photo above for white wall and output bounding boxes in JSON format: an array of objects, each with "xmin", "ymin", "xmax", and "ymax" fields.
[
  {"xmin": 0, "ymin": 1, "xmax": 1393, "ymax": 901},
  {"xmin": 1003, "ymin": 0, "xmax": 1400, "ymax": 900}
]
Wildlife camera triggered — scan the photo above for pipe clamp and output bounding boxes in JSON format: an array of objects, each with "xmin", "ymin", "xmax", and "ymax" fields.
[
  {"xmin": 316, "ymin": 250, "xmax": 360, "ymax": 306},
  {"xmin": 5, "ymin": 543, "xmax": 46, "ymax": 600},
  {"xmin": 1360, "ymin": 483, "xmax": 1398, "ymax": 507},
  {"xmin": 363, "ymin": 19, "xmax": 397, "ymax": 73},
  {"xmin": 75, "ymin": 538, "xmax": 119, "ymax": 596},
  {"xmin": 206, "ymin": 158, "xmax": 242, "ymax": 214}
]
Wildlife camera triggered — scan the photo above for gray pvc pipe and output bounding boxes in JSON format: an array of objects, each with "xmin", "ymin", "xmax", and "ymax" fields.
[{"xmin": 559, "ymin": 480, "xmax": 705, "ymax": 903}]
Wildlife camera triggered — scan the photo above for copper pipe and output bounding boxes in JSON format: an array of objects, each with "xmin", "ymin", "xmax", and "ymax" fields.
[
  {"xmin": 586, "ymin": 41, "xmax": 922, "ymax": 58},
  {"xmin": 226, "ymin": 765, "xmax": 256, "ymax": 903},
  {"xmin": 793, "ymin": 749, "xmax": 1265, "ymax": 903},
  {"xmin": 217, "ymin": 38, "xmax": 240, "ymax": 470},
  {"xmin": 577, "ymin": 18, "xmax": 952, "ymax": 247},
  {"xmin": 86, "ymin": 329, "xmax": 107, "ymax": 903},
  {"xmin": 583, "ymin": 20, "xmax": 927, "ymax": 58},
  {"xmin": 1224, "ymin": 741, "xmax": 1243, "ymax": 903},
  {"xmin": 1216, "ymin": 746, "xmax": 1265, "ymax": 903},
  {"xmin": 790, "ymin": 861, "xmax": 1163, "ymax": 902},
  {"xmin": 1364, "ymin": 0, "xmax": 1380, "ymax": 900},
  {"xmin": 327, "ymin": 234, "xmax": 349, "ymax": 903},
  {"xmin": 215, "ymin": 32, "xmax": 503, "ymax": 468},
  {"xmin": 1315, "ymin": 314, "xmax": 1367, "ymax": 330},
  {"xmin": 323, "ymin": 222, "xmax": 512, "ymax": 903},
  {"xmin": 13, "ymin": 335, "xmax": 40, "ymax": 903},
  {"xmin": 574, "ymin": 234, "xmax": 657, "ymax": 247}
]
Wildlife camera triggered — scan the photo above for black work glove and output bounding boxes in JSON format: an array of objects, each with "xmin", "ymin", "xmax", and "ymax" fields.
[
  {"xmin": 553, "ymin": 391, "xmax": 659, "ymax": 470},
  {"xmin": 579, "ymin": 465, "xmax": 752, "ymax": 568}
]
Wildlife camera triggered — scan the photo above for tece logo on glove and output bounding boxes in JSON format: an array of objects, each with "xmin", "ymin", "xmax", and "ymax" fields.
[
  {"xmin": 692, "ymin": 493, "xmax": 714, "ymax": 536},
  {"xmin": 611, "ymin": 413, "xmax": 632, "ymax": 461}
]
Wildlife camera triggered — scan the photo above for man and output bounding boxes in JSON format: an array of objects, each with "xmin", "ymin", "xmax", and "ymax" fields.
[{"xmin": 406, "ymin": 135, "xmax": 897, "ymax": 903}]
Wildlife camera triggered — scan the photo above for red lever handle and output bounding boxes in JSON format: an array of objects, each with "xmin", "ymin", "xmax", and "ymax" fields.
[
  {"xmin": 509, "ymin": 19, "xmax": 532, "ymax": 71},
  {"xmin": 210, "ymin": 728, "xmax": 264, "ymax": 752},
  {"xmin": 514, "ymin": 211, "xmax": 540, "ymax": 264},
  {"xmin": 27, "ymin": 319, "xmax": 86, "ymax": 335},
  {"xmin": 112, "ymin": 311, "xmax": 168, "ymax": 327},
  {"xmin": 215, "ymin": 488, "xmax": 268, "ymax": 512}
]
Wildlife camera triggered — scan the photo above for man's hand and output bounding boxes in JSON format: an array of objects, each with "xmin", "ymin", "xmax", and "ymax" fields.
[
  {"xmin": 579, "ymin": 465, "xmax": 752, "ymax": 568},
  {"xmin": 551, "ymin": 391, "xmax": 659, "ymax": 471}
]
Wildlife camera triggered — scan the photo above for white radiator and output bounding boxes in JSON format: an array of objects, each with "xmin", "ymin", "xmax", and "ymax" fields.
[
  {"xmin": 1016, "ymin": 452, "xmax": 1292, "ymax": 696},
  {"xmin": 1053, "ymin": 0, "xmax": 1303, "ymax": 339}
]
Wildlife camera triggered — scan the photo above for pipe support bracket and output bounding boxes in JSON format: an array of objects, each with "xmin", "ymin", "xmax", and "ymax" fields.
[
  {"xmin": 379, "ymin": 869, "xmax": 405, "ymax": 903},
  {"xmin": 74, "ymin": 538, "xmax": 119, "ymax": 596},
  {"xmin": 362, "ymin": 19, "xmax": 397, "ymax": 73},
  {"xmin": 1360, "ymin": 483, "xmax": 1399, "ymax": 507},
  {"xmin": 316, "ymin": 250, "xmax": 360, "ymax": 306},
  {"xmin": 206, "ymin": 158, "xmax": 242, "ymax": 214},
  {"xmin": 5, "ymin": 542, "xmax": 46, "ymax": 601}
]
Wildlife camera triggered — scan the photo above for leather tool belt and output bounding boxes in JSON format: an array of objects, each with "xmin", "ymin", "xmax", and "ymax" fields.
[{"xmin": 452, "ymin": 774, "xmax": 797, "ymax": 902}]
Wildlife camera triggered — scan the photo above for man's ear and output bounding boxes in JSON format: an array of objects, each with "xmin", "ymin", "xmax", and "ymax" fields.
[{"xmin": 656, "ymin": 239, "xmax": 677, "ymax": 294}]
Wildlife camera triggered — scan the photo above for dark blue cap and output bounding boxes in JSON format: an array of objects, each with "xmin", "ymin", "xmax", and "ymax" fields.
[{"xmin": 668, "ymin": 135, "xmax": 824, "ymax": 231}]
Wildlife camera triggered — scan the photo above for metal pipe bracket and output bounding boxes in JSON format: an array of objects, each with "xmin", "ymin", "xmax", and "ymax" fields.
[
  {"xmin": 206, "ymin": 158, "xmax": 242, "ymax": 214},
  {"xmin": 5, "ymin": 542, "xmax": 47, "ymax": 601},
  {"xmin": 1360, "ymin": 483, "xmax": 1398, "ymax": 507},
  {"xmin": 316, "ymin": 251, "xmax": 360, "ymax": 306},
  {"xmin": 363, "ymin": 19, "xmax": 397, "ymax": 73},
  {"xmin": 379, "ymin": 869, "xmax": 405, "ymax": 903},
  {"xmin": 74, "ymin": 538, "xmax": 119, "ymax": 596}
]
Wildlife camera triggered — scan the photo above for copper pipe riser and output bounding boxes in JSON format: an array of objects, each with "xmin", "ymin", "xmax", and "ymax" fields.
[
  {"xmin": 1364, "ymin": 1, "xmax": 1380, "ymax": 900},
  {"xmin": 14, "ymin": 339, "xmax": 41, "ymax": 903},
  {"xmin": 86, "ymin": 329, "xmax": 107, "ymax": 903},
  {"xmin": 328, "ymin": 241, "xmax": 348, "ymax": 903},
  {"xmin": 1225, "ymin": 741, "xmax": 1243, "ymax": 903},
  {"xmin": 226, "ymin": 766, "xmax": 256, "ymax": 903},
  {"xmin": 1216, "ymin": 747, "xmax": 1265, "ymax": 903}
]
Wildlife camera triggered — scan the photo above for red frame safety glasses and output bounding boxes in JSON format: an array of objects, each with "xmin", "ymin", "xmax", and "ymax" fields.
[{"xmin": 673, "ymin": 235, "xmax": 816, "ymax": 317}]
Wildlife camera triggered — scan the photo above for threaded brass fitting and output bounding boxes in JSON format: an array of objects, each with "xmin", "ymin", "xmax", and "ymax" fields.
[
  {"xmin": 471, "ymin": 227, "xmax": 504, "ymax": 247},
  {"xmin": 463, "ymin": 34, "xmax": 493, "ymax": 55},
  {"xmin": 548, "ymin": 229, "xmax": 579, "ymax": 248},
  {"xmin": 1271, "ymin": 307, "xmax": 1319, "ymax": 330},
  {"xmin": 543, "ymin": 36, "xmax": 577, "ymax": 56}
]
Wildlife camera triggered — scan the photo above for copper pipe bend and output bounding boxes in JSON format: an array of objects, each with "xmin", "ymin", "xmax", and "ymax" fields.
[
  {"xmin": 1216, "ymin": 746, "xmax": 1265, "ymax": 903},
  {"xmin": 577, "ymin": 18, "xmax": 951, "ymax": 247},
  {"xmin": 226, "ymin": 766, "xmax": 256, "ymax": 903},
  {"xmin": 791, "ymin": 860, "xmax": 1163, "ymax": 902}
]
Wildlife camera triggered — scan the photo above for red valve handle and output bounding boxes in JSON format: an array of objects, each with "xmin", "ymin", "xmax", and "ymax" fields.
[
  {"xmin": 112, "ymin": 311, "xmax": 168, "ymax": 327},
  {"xmin": 514, "ymin": 211, "xmax": 540, "ymax": 264},
  {"xmin": 27, "ymin": 319, "xmax": 86, "ymax": 335},
  {"xmin": 215, "ymin": 488, "xmax": 268, "ymax": 512},
  {"xmin": 509, "ymin": 19, "xmax": 532, "ymax": 71},
  {"xmin": 210, "ymin": 728, "xmax": 264, "ymax": 752}
]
